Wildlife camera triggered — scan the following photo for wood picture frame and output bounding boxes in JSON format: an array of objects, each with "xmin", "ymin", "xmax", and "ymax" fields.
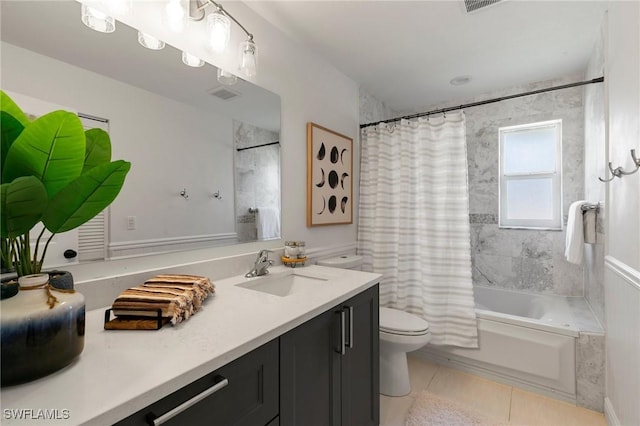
[{"xmin": 307, "ymin": 122, "xmax": 353, "ymax": 226}]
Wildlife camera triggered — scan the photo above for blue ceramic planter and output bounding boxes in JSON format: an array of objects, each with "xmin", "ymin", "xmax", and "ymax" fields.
[{"xmin": 1, "ymin": 275, "xmax": 85, "ymax": 387}]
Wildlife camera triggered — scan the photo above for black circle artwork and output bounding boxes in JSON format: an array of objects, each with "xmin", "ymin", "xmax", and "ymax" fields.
[
  {"xmin": 330, "ymin": 147, "xmax": 339, "ymax": 163},
  {"xmin": 328, "ymin": 170, "xmax": 339, "ymax": 189},
  {"xmin": 328, "ymin": 195, "xmax": 337, "ymax": 213},
  {"xmin": 310, "ymin": 124, "xmax": 352, "ymax": 225}
]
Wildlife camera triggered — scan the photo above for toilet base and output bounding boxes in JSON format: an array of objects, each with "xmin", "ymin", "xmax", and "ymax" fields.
[{"xmin": 379, "ymin": 348, "xmax": 411, "ymax": 397}]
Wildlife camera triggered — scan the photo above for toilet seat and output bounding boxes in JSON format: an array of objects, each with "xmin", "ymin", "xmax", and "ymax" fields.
[{"xmin": 380, "ymin": 307, "xmax": 430, "ymax": 336}]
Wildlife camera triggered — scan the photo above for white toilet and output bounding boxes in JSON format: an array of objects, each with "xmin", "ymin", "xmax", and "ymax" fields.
[{"xmin": 316, "ymin": 255, "xmax": 431, "ymax": 397}]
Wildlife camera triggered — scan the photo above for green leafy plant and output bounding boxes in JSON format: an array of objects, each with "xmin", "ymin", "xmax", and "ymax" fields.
[{"xmin": 0, "ymin": 90, "xmax": 131, "ymax": 276}]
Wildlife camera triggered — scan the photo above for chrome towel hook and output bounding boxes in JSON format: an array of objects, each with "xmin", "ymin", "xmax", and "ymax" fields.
[{"xmin": 599, "ymin": 149, "xmax": 640, "ymax": 182}]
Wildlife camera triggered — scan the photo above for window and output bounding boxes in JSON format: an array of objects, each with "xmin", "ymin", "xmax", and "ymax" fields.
[{"xmin": 499, "ymin": 119, "xmax": 562, "ymax": 229}]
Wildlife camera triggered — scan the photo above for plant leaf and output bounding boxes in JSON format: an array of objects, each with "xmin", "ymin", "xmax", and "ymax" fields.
[
  {"xmin": 1, "ymin": 111, "xmax": 25, "ymax": 173},
  {"xmin": 43, "ymin": 160, "xmax": 131, "ymax": 233},
  {"xmin": 0, "ymin": 176, "xmax": 48, "ymax": 238},
  {"xmin": 83, "ymin": 128, "xmax": 112, "ymax": 173},
  {"xmin": 0, "ymin": 90, "xmax": 31, "ymax": 127},
  {"xmin": 2, "ymin": 110, "xmax": 85, "ymax": 197}
]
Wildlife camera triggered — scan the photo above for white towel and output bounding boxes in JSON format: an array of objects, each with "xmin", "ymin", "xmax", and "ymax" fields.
[
  {"xmin": 256, "ymin": 207, "xmax": 280, "ymax": 240},
  {"xmin": 583, "ymin": 210, "xmax": 597, "ymax": 244},
  {"xmin": 565, "ymin": 200, "xmax": 588, "ymax": 264}
]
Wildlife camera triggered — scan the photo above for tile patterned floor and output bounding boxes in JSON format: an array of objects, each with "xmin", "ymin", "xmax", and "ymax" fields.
[{"xmin": 380, "ymin": 356, "xmax": 607, "ymax": 426}]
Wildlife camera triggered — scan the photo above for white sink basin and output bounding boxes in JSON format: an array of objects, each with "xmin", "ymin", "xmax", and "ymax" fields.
[{"xmin": 235, "ymin": 270, "xmax": 330, "ymax": 297}]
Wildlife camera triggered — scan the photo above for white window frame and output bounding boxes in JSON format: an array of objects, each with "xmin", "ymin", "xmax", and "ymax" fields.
[{"xmin": 499, "ymin": 119, "xmax": 563, "ymax": 230}]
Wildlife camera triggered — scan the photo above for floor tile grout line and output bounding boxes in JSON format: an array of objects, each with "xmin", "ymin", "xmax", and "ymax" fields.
[
  {"xmin": 424, "ymin": 363, "xmax": 441, "ymax": 391},
  {"xmin": 508, "ymin": 386, "xmax": 514, "ymax": 423}
]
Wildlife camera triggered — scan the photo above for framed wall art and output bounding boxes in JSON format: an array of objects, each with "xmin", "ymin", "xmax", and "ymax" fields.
[{"xmin": 307, "ymin": 122, "xmax": 353, "ymax": 226}]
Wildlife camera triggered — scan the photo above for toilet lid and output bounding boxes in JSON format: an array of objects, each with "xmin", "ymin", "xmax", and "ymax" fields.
[{"xmin": 380, "ymin": 307, "xmax": 430, "ymax": 335}]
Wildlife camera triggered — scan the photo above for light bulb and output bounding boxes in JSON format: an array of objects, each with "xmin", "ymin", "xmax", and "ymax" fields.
[
  {"xmin": 165, "ymin": 0, "xmax": 188, "ymax": 33},
  {"xmin": 238, "ymin": 39, "xmax": 257, "ymax": 78},
  {"xmin": 81, "ymin": 4, "xmax": 115, "ymax": 33},
  {"xmin": 217, "ymin": 68, "xmax": 238, "ymax": 85},
  {"xmin": 182, "ymin": 51, "xmax": 205, "ymax": 68},
  {"xmin": 138, "ymin": 32, "xmax": 165, "ymax": 50},
  {"xmin": 207, "ymin": 10, "xmax": 230, "ymax": 53}
]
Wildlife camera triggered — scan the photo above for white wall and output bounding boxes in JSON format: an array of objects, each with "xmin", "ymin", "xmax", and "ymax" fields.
[{"xmin": 603, "ymin": 2, "xmax": 640, "ymax": 425}]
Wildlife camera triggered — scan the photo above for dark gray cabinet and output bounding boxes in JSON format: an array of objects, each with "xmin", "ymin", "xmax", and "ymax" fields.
[
  {"xmin": 115, "ymin": 284, "xmax": 378, "ymax": 426},
  {"xmin": 279, "ymin": 284, "xmax": 379, "ymax": 426},
  {"xmin": 116, "ymin": 339, "xmax": 279, "ymax": 426}
]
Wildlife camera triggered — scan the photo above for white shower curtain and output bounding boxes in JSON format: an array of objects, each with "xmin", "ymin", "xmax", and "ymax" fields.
[{"xmin": 358, "ymin": 111, "xmax": 478, "ymax": 348}]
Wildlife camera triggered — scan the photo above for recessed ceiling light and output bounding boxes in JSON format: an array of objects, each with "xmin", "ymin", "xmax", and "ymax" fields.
[{"xmin": 450, "ymin": 76, "xmax": 472, "ymax": 86}]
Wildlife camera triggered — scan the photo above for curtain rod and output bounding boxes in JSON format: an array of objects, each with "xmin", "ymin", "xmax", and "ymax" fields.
[
  {"xmin": 360, "ymin": 76, "xmax": 605, "ymax": 129},
  {"xmin": 236, "ymin": 141, "xmax": 280, "ymax": 152}
]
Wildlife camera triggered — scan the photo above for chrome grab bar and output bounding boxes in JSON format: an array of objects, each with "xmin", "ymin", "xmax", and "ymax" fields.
[{"xmin": 151, "ymin": 376, "xmax": 229, "ymax": 425}]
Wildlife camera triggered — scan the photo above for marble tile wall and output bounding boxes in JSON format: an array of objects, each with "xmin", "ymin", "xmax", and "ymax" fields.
[
  {"xmin": 463, "ymin": 75, "xmax": 587, "ymax": 296},
  {"xmin": 234, "ymin": 120, "xmax": 280, "ymax": 242},
  {"xmin": 359, "ymin": 86, "xmax": 401, "ymax": 124},
  {"xmin": 576, "ymin": 332, "xmax": 606, "ymax": 412}
]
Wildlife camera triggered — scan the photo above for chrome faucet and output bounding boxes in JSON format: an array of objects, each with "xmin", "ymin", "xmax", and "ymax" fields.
[{"xmin": 245, "ymin": 249, "xmax": 274, "ymax": 278}]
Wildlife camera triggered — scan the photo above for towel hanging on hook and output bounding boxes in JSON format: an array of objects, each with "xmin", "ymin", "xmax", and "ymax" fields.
[{"xmin": 598, "ymin": 149, "xmax": 640, "ymax": 182}]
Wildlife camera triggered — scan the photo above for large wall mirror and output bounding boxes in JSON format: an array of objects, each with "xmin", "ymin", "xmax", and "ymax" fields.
[{"xmin": 1, "ymin": 1, "xmax": 281, "ymax": 267}]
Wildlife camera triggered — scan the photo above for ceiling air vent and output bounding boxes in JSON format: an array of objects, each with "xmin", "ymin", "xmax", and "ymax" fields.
[
  {"xmin": 208, "ymin": 87, "xmax": 241, "ymax": 101},
  {"xmin": 464, "ymin": 0, "xmax": 503, "ymax": 13}
]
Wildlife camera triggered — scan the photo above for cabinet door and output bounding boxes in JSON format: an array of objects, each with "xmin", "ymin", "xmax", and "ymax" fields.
[
  {"xmin": 341, "ymin": 284, "xmax": 380, "ymax": 426},
  {"xmin": 116, "ymin": 340, "xmax": 279, "ymax": 426},
  {"xmin": 279, "ymin": 308, "xmax": 342, "ymax": 426}
]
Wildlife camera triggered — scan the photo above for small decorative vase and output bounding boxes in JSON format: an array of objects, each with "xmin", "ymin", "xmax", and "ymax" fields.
[{"xmin": 1, "ymin": 273, "xmax": 85, "ymax": 387}]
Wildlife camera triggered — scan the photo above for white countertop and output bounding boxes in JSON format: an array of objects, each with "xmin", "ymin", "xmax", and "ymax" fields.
[{"xmin": 1, "ymin": 265, "xmax": 381, "ymax": 425}]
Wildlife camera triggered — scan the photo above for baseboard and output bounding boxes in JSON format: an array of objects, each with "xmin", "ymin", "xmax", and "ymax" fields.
[
  {"xmin": 604, "ymin": 397, "xmax": 621, "ymax": 426},
  {"xmin": 413, "ymin": 347, "xmax": 577, "ymax": 405}
]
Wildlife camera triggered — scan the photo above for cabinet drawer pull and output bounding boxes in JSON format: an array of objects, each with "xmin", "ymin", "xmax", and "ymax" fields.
[
  {"xmin": 345, "ymin": 306, "xmax": 354, "ymax": 349},
  {"xmin": 337, "ymin": 310, "xmax": 346, "ymax": 355},
  {"xmin": 149, "ymin": 376, "xmax": 229, "ymax": 425}
]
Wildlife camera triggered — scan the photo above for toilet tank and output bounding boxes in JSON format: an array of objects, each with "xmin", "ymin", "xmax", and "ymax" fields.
[{"xmin": 317, "ymin": 255, "xmax": 363, "ymax": 270}]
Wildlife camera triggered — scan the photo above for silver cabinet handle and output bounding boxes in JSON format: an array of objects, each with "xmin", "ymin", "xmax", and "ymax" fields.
[
  {"xmin": 151, "ymin": 376, "xmax": 229, "ymax": 425},
  {"xmin": 337, "ymin": 310, "xmax": 346, "ymax": 355},
  {"xmin": 345, "ymin": 306, "xmax": 354, "ymax": 349}
]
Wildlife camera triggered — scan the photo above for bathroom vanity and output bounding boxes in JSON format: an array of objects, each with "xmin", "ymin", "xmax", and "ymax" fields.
[{"xmin": 0, "ymin": 266, "xmax": 380, "ymax": 426}]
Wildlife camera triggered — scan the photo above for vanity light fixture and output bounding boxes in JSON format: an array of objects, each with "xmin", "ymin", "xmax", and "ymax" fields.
[
  {"xmin": 182, "ymin": 51, "xmax": 205, "ymax": 67},
  {"xmin": 238, "ymin": 37, "xmax": 257, "ymax": 78},
  {"xmin": 207, "ymin": 9, "xmax": 231, "ymax": 53},
  {"xmin": 190, "ymin": 1, "xmax": 258, "ymax": 78},
  {"xmin": 138, "ymin": 31, "xmax": 165, "ymax": 50},
  {"xmin": 217, "ymin": 68, "xmax": 238, "ymax": 85},
  {"xmin": 80, "ymin": 0, "xmax": 258, "ymax": 78},
  {"xmin": 81, "ymin": 4, "xmax": 115, "ymax": 33}
]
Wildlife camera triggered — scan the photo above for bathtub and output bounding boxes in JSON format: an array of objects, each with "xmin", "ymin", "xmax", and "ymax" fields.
[{"xmin": 417, "ymin": 286, "xmax": 579, "ymax": 402}]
